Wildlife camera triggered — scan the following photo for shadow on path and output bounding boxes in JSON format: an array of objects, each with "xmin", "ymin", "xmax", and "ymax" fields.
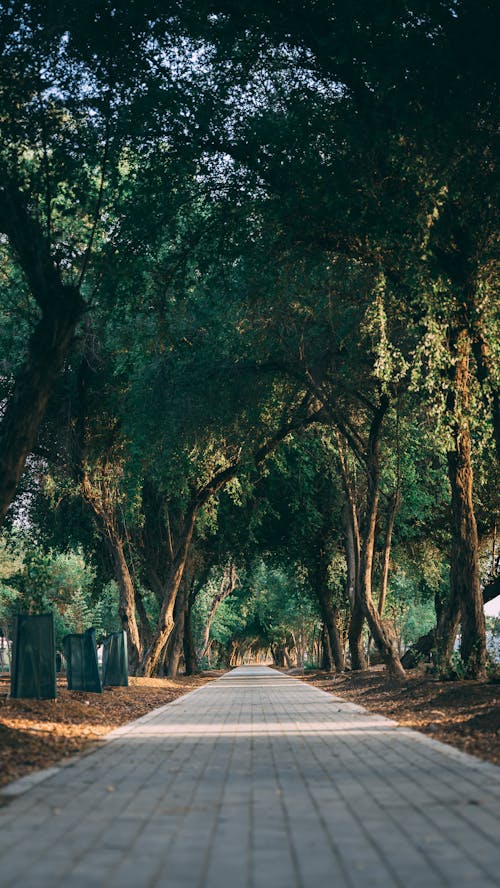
[{"xmin": 0, "ymin": 665, "xmax": 499, "ymax": 888}]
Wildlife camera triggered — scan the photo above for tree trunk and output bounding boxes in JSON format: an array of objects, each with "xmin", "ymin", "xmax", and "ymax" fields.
[
  {"xmin": 315, "ymin": 561, "xmax": 345, "ymax": 672},
  {"xmin": 166, "ymin": 582, "xmax": 188, "ymax": 678},
  {"xmin": 142, "ymin": 508, "xmax": 197, "ymax": 676},
  {"xmin": 378, "ymin": 490, "xmax": 399, "ymax": 616},
  {"xmin": 339, "ymin": 468, "xmax": 366, "ymax": 670},
  {"xmin": 183, "ymin": 607, "xmax": 197, "ymax": 675},
  {"xmin": 104, "ymin": 532, "xmax": 142, "ymax": 675},
  {"xmin": 183, "ymin": 589, "xmax": 198, "ymax": 675},
  {"xmin": 135, "ymin": 588, "xmax": 152, "ymax": 652},
  {"xmin": 446, "ymin": 331, "xmax": 486, "ymax": 677},
  {"xmin": 402, "ymin": 611, "xmax": 461, "ymax": 670},
  {"xmin": 290, "ymin": 630, "xmax": 300, "ymax": 667},
  {"xmin": 320, "ymin": 624, "xmax": 334, "ymax": 671},
  {"xmin": 402, "ymin": 573, "xmax": 499, "ymax": 668},
  {"xmin": 348, "ymin": 599, "xmax": 366, "ymax": 671},
  {"xmin": 436, "ymin": 591, "xmax": 462, "ymax": 669},
  {"xmin": 227, "ymin": 640, "xmax": 239, "ymax": 668},
  {"xmin": 272, "ymin": 643, "xmax": 286, "ymax": 668},
  {"xmin": 0, "ymin": 297, "xmax": 83, "ymax": 524},
  {"xmin": 141, "ymin": 409, "xmax": 325, "ymax": 676},
  {"xmin": 139, "ymin": 482, "xmax": 175, "ymax": 607},
  {"xmin": 199, "ymin": 561, "xmax": 238, "ymax": 659},
  {"xmin": 358, "ymin": 401, "xmax": 405, "ymax": 677},
  {"xmin": 0, "ymin": 184, "xmax": 84, "ymax": 525}
]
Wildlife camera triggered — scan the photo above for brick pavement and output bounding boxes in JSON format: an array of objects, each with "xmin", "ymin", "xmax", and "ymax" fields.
[{"xmin": 0, "ymin": 665, "xmax": 499, "ymax": 887}]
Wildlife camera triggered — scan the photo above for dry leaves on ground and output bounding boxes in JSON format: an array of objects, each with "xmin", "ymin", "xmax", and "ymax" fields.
[
  {"xmin": 303, "ymin": 667, "xmax": 500, "ymax": 765},
  {"xmin": 0, "ymin": 673, "xmax": 219, "ymax": 789}
]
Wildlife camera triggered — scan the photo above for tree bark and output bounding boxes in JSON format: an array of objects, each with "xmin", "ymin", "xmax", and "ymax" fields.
[
  {"xmin": 446, "ymin": 331, "xmax": 486, "ymax": 677},
  {"xmin": 142, "ymin": 408, "xmax": 324, "ymax": 676},
  {"xmin": 166, "ymin": 582, "xmax": 188, "ymax": 678},
  {"xmin": 272, "ymin": 644, "xmax": 285, "ymax": 668},
  {"xmin": 227, "ymin": 640, "xmax": 239, "ymax": 668},
  {"xmin": 183, "ymin": 592, "xmax": 198, "ymax": 675},
  {"xmin": 436, "ymin": 591, "xmax": 462, "ymax": 668},
  {"xmin": 142, "ymin": 507, "xmax": 197, "ymax": 677},
  {"xmin": 135, "ymin": 588, "xmax": 152, "ymax": 652},
  {"xmin": 339, "ymin": 458, "xmax": 366, "ymax": 670},
  {"xmin": 378, "ymin": 490, "xmax": 399, "ymax": 616},
  {"xmin": 138, "ymin": 482, "xmax": 175, "ymax": 607},
  {"xmin": 402, "ymin": 573, "xmax": 499, "ymax": 668},
  {"xmin": 0, "ymin": 298, "xmax": 83, "ymax": 524},
  {"xmin": 81, "ymin": 469, "xmax": 143, "ymax": 676},
  {"xmin": 0, "ymin": 182, "xmax": 85, "ymax": 524},
  {"xmin": 320, "ymin": 624, "xmax": 334, "ymax": 671},
  {"xmin": 357, "ymin": 400, "xmax": 405, "ymax": 677},
  {"xmin": 199, "ymin": 561, "xmax": 238, "ymax": 659},
  {"xmin": 314, "ymin": 560, "xmax": 345, "ymax": 672},
  {"xmin": 103, "ymin": 531, "xmax": 142, "ymax": 675}
]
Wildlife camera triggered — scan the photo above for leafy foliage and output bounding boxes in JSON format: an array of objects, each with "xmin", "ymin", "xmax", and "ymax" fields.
[{"xmin": 0, "ymin": 1, "xmax": 498, "ymax": 675}]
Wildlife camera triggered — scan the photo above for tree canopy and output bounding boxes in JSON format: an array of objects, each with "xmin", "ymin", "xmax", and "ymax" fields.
[{"xmin": 0, "ymin": 0, "xmax": 498, "ymax": 680}]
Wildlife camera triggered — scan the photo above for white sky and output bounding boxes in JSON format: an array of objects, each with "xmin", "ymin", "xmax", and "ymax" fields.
[{"xmin": 485, "ymin": 596, "xmax": 500, "ymax": 617}]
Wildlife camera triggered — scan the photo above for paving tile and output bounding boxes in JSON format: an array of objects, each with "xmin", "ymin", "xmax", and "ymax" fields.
[{"xmin": 1, "ymin": 666, "xmax": 499, "ymax": 887}]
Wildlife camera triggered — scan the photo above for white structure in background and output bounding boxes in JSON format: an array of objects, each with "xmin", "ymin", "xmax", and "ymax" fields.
[
  {"xmin": 0, "ymin": 636, "xmax": 11, "ymax": 671},
  {"xmin": 484, "ymin": 595, "xmax": 500, "ymax": 618},
  {"xmin": 487, "ymin": 631, "xmax": 500, "ymax": 663}
]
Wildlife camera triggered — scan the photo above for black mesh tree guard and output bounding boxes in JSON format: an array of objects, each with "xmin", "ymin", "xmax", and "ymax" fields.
[
  {"xmin": 102, "ymin": 630, "xmax": 128, "ymax": 686},
  {"xmin": 10, "ymin": 613, "xmax": 57, "ymax": 700},
  {"xmin": 63, "ymin": 627, "xmax": 102, "ymax": 693}
]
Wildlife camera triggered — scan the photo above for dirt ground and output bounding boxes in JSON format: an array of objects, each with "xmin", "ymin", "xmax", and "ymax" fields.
[
  {"xmin": 301, "ymin": 667, "xmax": 500, "ymax": 765},
  {"xmin": 0, "ymin": 672, "xmax": 219, "ymax": 790}
]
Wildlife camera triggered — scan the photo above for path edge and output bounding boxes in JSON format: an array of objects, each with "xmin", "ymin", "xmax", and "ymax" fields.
[{"xmin": 0, "ymin": 674, "xmax": 227, "ymax": 800}]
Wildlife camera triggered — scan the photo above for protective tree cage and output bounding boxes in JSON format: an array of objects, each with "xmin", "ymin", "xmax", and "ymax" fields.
[
  {"xmin": 102, "ymin": 630, "xmax": 129, "ymax": 686},
  {"xmin": 63, "ymin": 628, "xmax": 102, "ymax": 693},
  {"xmin": 11, "ymin": 613, "xmax": 57, "ymax": 700}
]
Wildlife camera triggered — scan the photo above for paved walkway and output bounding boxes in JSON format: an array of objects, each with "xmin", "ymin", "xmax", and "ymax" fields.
[{"xmin": 1, "ymin": 666, "xmax": 499, "ymax": 887}]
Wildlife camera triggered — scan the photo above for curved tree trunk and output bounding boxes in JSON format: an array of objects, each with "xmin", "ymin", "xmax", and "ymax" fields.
[
  {"xmin": 104, "ymin": 532, "xmax": 142, "ymax": 675},
  {"xmin": 79, "ymin": 445, "xmax": 143, "ymax": 674},
  {"xmin": 199, "ymin": 562, "xmax": 238, "ymax": 659},
  {"xmin": 81, "ymin": 474, "xmax": 143, "ymax": 676},
  {"xmin": 142, "ymin": 508, "xmax": 197, "ymax": 676},
  {"xmin": 357, "ymin": 400, "xmax": 405, "ymax": 677}
]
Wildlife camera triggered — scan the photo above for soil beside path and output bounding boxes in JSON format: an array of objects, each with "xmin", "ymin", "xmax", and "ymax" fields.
[
  {"xmin": 302, "ymin": 666, "xmax": 500, "ymax": 765},
  {"xmin": 0, "ymin": 672, "xmax": 220, "ymax": 789}
]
